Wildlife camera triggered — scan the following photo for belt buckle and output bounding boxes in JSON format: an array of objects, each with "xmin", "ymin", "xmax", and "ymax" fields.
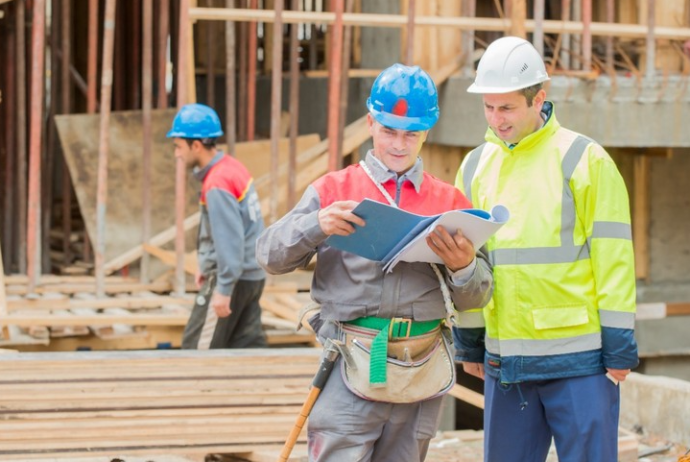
[{"xmin": 389, "ymin": 317, "xmax": 412, "ymax": 339}]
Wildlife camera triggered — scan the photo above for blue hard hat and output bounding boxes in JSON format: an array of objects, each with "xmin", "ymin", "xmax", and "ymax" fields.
[
  {"xmin": 366, "ymin": 64, "xmax": 439, "ymax": 131},
  {"xmin": 167, "ymin": 103, "xmax": 224, "ymax": 138}
]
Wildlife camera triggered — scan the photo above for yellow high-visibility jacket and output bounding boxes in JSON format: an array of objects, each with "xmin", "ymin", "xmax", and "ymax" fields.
[{"xmin": 453, "ymin": 102, "xmax": 639, "ymax": 383}]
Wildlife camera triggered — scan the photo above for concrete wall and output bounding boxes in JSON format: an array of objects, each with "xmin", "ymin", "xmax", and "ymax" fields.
[
  {"xmin": 431, "ymin": 76, "xmax": 690, "ymax": 147},
  {"xmin": 620, "ymin": 372, "xmax": 690, "ymax": 446},
  {"xmin": 639, "ymin": 149, "xmax": 690, "ymax": 301}
]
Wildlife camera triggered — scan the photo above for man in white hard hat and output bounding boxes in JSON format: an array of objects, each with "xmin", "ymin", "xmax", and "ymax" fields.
[{"xmin": 453, "ymin": 36, "xmax": 639, "ymax": 461}]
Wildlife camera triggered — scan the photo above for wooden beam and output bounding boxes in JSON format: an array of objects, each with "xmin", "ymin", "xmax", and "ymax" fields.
[
  {"xmin": 103, "ymin": 212, "xmax": 200, "ymax": 275},
  {"xmin": 7, "ymin": 295, "xmax": 192, "ymax": 312},
  {"xmin": 510, "ymin": 0, "xmax": 526, "ymax": 38},
  {"xmin": 0, "ymin": 245, "xmax": 10, "ymax": 340},
  {"xmin": 143, "ymin": 244, "xmax": 198, "ymax": 275},
  {"xmin": 448, "ymin": 383, "xmax": 484, "ymax": 409},
  {"xmin": 187, "ymin": 7, "xmax": 690, "ymax": 40}
]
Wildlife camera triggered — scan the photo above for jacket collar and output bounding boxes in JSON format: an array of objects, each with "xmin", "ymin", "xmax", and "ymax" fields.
[
  {"xmin": 193, "ymin": 151, "xmax": 224, "ymax": 182},
  {"xmin": 485, "ymin": 101, "xmax": 560, "ymax": 153},
  {"xmin": 364, "ymin": 151, "xmax": 424, "ymax": 193}
]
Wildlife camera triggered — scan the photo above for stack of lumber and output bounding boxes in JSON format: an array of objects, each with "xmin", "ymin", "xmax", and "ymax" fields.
[
  {"xmin": 0, "ymin": 271, "xmax": 317, "ymax": 351},
  {"xmin": 1, "ymin": 275, "xmax": 193, "ymax": 349},
  {"xmin": 0, "ymin": 348, "xmax": 319, "ymax": 460}
]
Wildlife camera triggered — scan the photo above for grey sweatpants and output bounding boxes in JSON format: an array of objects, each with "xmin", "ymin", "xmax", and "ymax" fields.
[
  {"xmin": 181, "ymin": 275, "xmax": 267, "ymax": 349},
  {"xmin": 307, "ymin": 357, "xmax": 444, "ymax": 462}
]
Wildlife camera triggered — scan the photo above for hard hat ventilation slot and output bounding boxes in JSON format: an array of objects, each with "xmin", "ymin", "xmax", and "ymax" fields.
[{"xmin": 520, "ymin": 63, "xmax": 529, "ymax": 74}]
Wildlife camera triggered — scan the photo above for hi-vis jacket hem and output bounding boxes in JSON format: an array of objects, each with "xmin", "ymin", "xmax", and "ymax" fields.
[{"xmin": 452, "ymin": 102, "xmax": 639, "ymax": 383}]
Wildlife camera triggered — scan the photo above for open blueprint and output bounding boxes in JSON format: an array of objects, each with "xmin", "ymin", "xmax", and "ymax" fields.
[{"xmin": 325, "ymin": 199, "xmax": 509, "ymax": 272}]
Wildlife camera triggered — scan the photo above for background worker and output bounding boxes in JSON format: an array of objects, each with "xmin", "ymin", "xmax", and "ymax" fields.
[
  {"xmin": 167, "ymin": 103, "xmax": 267, "ymax": 349},
  {"xmin": 256, "ymin": 63, "xmax": 493, "ymax": 462},
  {"xmin": 453, "ymin": 36, "xmax": 639, "ymax": 462}
]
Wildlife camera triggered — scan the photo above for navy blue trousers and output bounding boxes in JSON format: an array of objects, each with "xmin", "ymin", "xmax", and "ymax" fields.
[{"xmin": 484, "ymin": 373, "xmax": 620, "ymax": 462}]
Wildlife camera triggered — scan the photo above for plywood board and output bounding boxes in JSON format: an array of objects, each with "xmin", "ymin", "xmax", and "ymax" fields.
[
  {"xmin": 54, "ymin": 109, "xmax": 198, "ymax": 264},
  {"xmin": 55, "ymin": 109, "xmax": 321, "ymax": 269}
]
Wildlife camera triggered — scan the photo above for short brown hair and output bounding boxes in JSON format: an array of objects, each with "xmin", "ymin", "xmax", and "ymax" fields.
[
  {"xmin": 519, "ymin": 83, "xmax": 543, "ymax": 107},
  {"xmin": 185, "ymin": 138, "xmax": 217, "ymax": 149}
]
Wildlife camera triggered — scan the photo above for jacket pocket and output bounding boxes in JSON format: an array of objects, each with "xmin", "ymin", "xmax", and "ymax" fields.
[{"xmin": 531, "ymin": 305, "xmax": 589, "ymax": 330}]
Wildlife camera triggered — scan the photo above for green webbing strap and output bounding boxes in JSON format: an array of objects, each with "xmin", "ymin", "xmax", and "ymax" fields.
[{"xmin": 369, "ymin": 320, "xmax": 390, "ymax": 387}]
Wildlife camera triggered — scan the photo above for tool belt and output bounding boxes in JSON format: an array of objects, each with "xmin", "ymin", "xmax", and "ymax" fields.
[{"xmin": 339, "ymin": 317, "xmax": 455, "ymax": 403}]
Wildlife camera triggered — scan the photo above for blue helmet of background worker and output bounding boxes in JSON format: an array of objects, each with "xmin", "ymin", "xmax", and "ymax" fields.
[
  {"xmin": 366, "ymin": 63, "xmax": 440, "ymax": 131},
  {"xmin": 167, "ymin": 103, "xmax": 224, "ymax": 139}
]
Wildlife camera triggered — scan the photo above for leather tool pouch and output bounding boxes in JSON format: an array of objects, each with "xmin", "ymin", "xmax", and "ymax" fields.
[{"xmin": 339, "ymin": 323, "xmax": 455, "ymax": 403}]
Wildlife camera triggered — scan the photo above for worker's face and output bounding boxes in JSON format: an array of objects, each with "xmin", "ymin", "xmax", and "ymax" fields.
[
  {"xmin": 482, "ymin": 89, "xmax": 546, "ymax": 145},
  {"xmin": 368, "ymin": 115, "xmax": 428, "ymax": 175},
  {"xmin": 172, "ymin": 138, "xmax": 200, "ymax": 169}
]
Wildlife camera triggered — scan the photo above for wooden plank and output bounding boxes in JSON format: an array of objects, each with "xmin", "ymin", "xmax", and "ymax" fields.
[
  {"xmin": 261, "ymin": 295, "xmax": 300, "ymax": 323},
  {"xmin": 2, "ymin": 313, "xmax": 189, "ymax": 327},
  {"xmin": 5, "ymin": 326, "xmax": 182, "ymax": 351},
  {"xmin": 447, "ymin": 383, "xmax": 485, "ymax": 409},
  {"xmin": 103, "ymin": 211, "xmax": 201, "ymax": 275},
  {"xmin": 0, "ymin": 243, "xmax": 9, "ymax": 339},
  {"xmin": 48, "ymin": 311, "xmax": 91, "ymax": 337},
  {"xmin": 5, "ymin": 280, "xmax": 173, "ymax": 296},
  {"xmin": 143, "ymin": 243, "xmax": 198, "ymax": 275},
  {"xmin": 7, "ymin": 295, "xmax": 192, "ymax": 311},
  {"xmin": 664, "ymin": 302, "xmax": 690, "ymax": 316}
]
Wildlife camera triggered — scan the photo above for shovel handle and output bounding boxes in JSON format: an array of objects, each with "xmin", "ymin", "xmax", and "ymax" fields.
[
  {"xmin": 277, "ymin": 386, "xmax": 321, "ymax": 462},
  {"xmin": 277, "ymin": 343, "xmax": 340, "ymax": 461}
]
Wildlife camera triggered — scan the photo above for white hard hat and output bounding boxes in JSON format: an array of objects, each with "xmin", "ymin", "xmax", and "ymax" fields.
[{"xmin": 468, "ymin": 36, "xmax": 550, "ymax": 94}]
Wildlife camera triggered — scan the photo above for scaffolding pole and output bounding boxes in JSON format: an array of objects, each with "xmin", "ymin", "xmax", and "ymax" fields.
[
  {"xmin": 246, "ymin": 0, "xmax": 257, "ymax": 141},
  {"xmin": 582, "ymin": 0, "xmax": 592, "ymax": 71},
  {"xmin": 94, "ymin": 0, "xmax": 117, "ymax": 297},
  {"xmin": 287, "ymin": 0, "xmax": 300, "ymax": 208},
  {"xmin": 16, "ymin": 0, "xmax": 27, "ymax": 274},
  {"xmin": 225, "ymin": 0, "xmax": 236, "ymax": 153},
  {"xmin": 174, "ymin": 0, "xmax": 191, "ymax": 295},
  {"xmin": 405, "ymin": 0, "xmax": 415, "ymax": 65},
  {"xmin": 141, "ymin": 0, "xmax": 153, "ymax": 283},
  {"xmin": 327, "ymin": 0, "xmax": 343, "ymax": 173},
  {"xmin": 269, "ymin": 0, "xmax": 284, "ymax": 223},
  {"xmin": 27, "ymin": 0, "xmax": 46, "ymax": 290}
]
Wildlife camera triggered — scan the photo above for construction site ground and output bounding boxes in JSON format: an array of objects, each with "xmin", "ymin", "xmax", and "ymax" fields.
[{"xmin": 14, "ymin": 431, "xmax": 689, "ymax": 462}]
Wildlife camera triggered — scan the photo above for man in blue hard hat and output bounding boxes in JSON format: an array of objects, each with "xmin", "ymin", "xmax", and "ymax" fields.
[
  {"xmin": 167, "ymin": 103, "xmax": 267, "ymax": 349},
  {"xmin": 256, "ymin": 64, "xmax": 493, "ymax": 461}
]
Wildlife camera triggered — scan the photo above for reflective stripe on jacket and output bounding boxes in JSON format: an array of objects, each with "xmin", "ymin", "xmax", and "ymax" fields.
[{"xmin": 454, "ymin": 102, "xmax": 638, "ymax": 383}]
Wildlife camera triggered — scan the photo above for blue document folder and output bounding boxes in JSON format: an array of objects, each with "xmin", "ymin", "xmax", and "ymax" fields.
[{"xmin": 325, "ymin": 199, "xmax": 509, "ymax": 271}]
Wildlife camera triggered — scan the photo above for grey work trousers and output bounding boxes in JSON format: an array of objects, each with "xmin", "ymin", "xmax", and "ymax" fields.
[
  {"xmin": 307, "ymin": 358, "xmax": 444, "ymax": 462},
  {"xmin": 181, "ymin": 275, "xmax": 267, "ymax": 349}
]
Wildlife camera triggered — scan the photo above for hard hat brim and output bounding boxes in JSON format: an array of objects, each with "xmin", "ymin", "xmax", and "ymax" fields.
[
  {"xmin": 166, "ymin": 129, "xmax": 224, "ymax": 138},
  {"xmin": 467, "ymin": 76, "xmax": 550, "ymax": 94}
]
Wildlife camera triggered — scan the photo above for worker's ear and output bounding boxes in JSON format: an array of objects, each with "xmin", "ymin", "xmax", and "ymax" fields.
[
  {"xmin": 190, "ymin": 139, "xmax": 204, "ymax": 152},
  {"xmin": 533, "ymin": 89, "xmax": 547, "ymax": 111},
  {"xmin": 367, "ymin": 113, "xmax": 375, "ymax": 135}
]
